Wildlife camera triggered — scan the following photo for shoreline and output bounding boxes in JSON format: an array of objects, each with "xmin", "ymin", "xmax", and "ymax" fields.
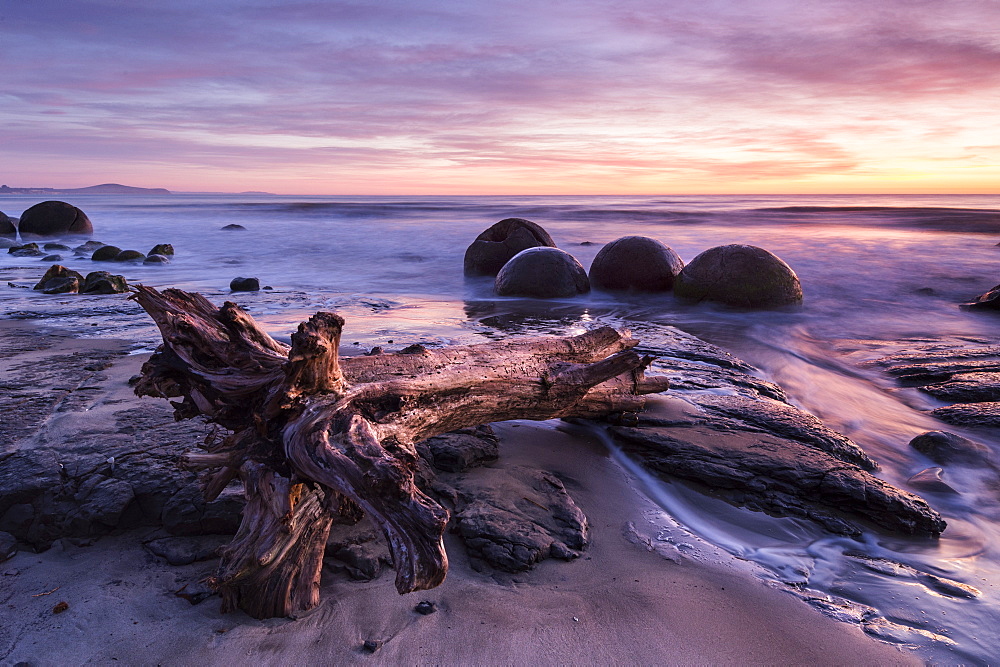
[{"xmin": 0, "ymin": 319, "xmax": 919, "ymax": 664}]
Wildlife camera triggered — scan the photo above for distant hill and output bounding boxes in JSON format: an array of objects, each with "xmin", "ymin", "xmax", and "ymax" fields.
[{"xmin": 0, "ymin": 183, "xmax": 172, "ymax": 195}]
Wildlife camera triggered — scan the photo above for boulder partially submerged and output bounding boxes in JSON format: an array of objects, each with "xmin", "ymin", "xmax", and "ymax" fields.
[
  {"xmin": 464, "ymin": 218, "xmax": 556, "ymax": 276},
  {"xmin": 18, "ymin": 201, "xmax": 93, "ymax": 237},
  {"xmin": 494, "ymin": 247, "xmax": 589, "ymax": 297},
  {"xmin": 589, "ymin": 236, "xmax": 684, "ymax": 292},
  {"xmin": 0, "ymin": 211, "xmax": 15, "ymax": 238},
  {"xmin": 674, "ymin": 244, "xmax": 802, "ymax": 308}
]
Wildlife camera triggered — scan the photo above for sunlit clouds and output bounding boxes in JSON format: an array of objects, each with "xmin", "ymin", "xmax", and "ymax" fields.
[{"xmin": 2, "ymin": 0, "xmax": 998, "ymax": 193}]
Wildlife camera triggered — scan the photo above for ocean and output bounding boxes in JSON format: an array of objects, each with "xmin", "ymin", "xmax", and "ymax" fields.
[{"xmin": 3, "ymin": 192, "xmax": 1000, "ymax": 661}]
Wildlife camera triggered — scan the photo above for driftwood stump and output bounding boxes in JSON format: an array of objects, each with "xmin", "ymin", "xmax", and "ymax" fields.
[{"xmin": 131, "ymin": 286, "xmax": 670, "ymax": 619}]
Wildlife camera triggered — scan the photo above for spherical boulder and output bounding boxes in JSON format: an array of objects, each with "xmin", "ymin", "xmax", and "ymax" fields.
[
  {"xmin": 148, "ymin": 243, "xmax": 174, "ymax": 256},
  {"xmin": 18, "ymin": 201, "xmax": 93, "ymax": 237},
  {"xmin": 114, "ymin": 250, "xmax": 146, "ymax": 262},
  {"xmin": 0, "ymin": 211, "xmax": 15, "ymax": 238},
  {"xmin": 674, "ymin": 244, "xmax": 802, "ymax": 308},
  {"xmin": 464, "ymin": 218, "xmax": 556, "ymax": 276},
  {"xmin": 494, "ymin": 247, "xmax": 589, "ymax": 298},
  {"xmin": 92, "ymin": 245, "xmax": 123, "ymax": 261},
  {"xmin": 589, "ymin": 236, "xmax": 684, "ymax": 292}
]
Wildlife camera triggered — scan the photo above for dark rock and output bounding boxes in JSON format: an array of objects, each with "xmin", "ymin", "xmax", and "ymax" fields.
[
  {"xmin": 960, "ymin": 284, "xmax": 1000, "ymax": 310},
  {"xmin": 9, "ymin": 243, "xmax": 44, "ymax": 257},
  {"xmin": 144, "ymin": 535, "xmax": 226, "ymax": 565},
  {"xmin": 915, "ymin": 287, "xmax": 936, "ymax": 296},
  {"xmin": 41, "ymin": 254, "xmax": 63, "ymax": 262},
  {"xmin": 161, "ymin": 485, "xmax": 243, "ymax": 536},
  {"xmin": 578, "ymin": 241, "xmax": 595, "ymax": 246},
  {"xmin": 18, "ymin": 201, "xmax": 93, "ymax": 237},
  {"xmin": 464, "ymin": 218, "xmax": 557, "ymax": 276},
  {"xmin": 919, "ymin": 372, "xmax": 1000, "ymax": 402},
  {"xmin": 174, "ymin": 580, "xmax": 217, "ymax": 605},
  {"xmin": 230, "ymin": 276, "xmax": 260, "ymax": 292},
  {"xmin": 932, "ymin": 402, "xmax": 1000, "ymax": 427},
  {"xmin": 0, "ymin": 531, "xmax": 16, "ymax": 562},
  {"xmin": 81, "ymin": 271, "xmax": 128, "ymax": 294},
  {"xmin": 610, "ymin": 419, "xmax": 946, "ymax": 537},
  {"xmin": 72, "ymin": 476, "xmax": 135, "ymax": 528},
  {"xmin": 91, "ymin": 245, "xmax": 122, "ymax": 261},
  {"xmin": 494, "ymin": 247, "xmax": 589, "ymax": 298},
  {"xmin": 0, "ymin": 211, "xmax": 15, "ymax": 237},
  {"xmin": 589, "ymin": 236, "xmax": 684, "ymax": 292},
  {"xmin": 452, "ymin": 466, "xmax": 589, "ymax": 572},
  {"xmin": 33, "ymin": 265, "xmax": 84, "ymax": 292},
  {"xmin": 114, "ymin": 249, "xmax": 145, "ymax": 262},
  {"xmin": 148, "ymin": 243, "xmax": 174, "ymax": 256},
  {"xmin": 143, "ymin": 254, "xmax": 170, "ymax": 264},
  {"xmin": 41, "ymin": 277, "xmax": 80, "ymax": 294},
  {"xmin": 414, "ymin": 600, "xmax": 437, "ymax": 615},
  {"xmin": 43, "ymin": 243, "xmax": 71, "ymax": 251},
  {"xmin": 421, "ymin": 425, "xmax": 499, "ymax": 472},
  {"xmin": 221, "ymin": 224, "xmax": 246, "ymax": 231},
  {"xmin": 909, "ymin": 431, "xmax": 992, "ymax": 465},
  {"xmin": 682, "ymin": 393, "xmax": 877, "ymax": 470},
  {"xmin": 74, "ymin": 240, "xmax": 104, "ymax": 254},
  {"xmin": 907, "ymin": 468, "xmax": 958, "ymax": 495},
  {"xmin": 325, "ymin": 519, "xmax": 392, "ymax": 581},
  {"xmin": 674, "ymin": 244, "xmax": 803, "ymax": 308},
  {"xmin": 362, "ymin": 640, "xmax": 382, "ymax": 653}
]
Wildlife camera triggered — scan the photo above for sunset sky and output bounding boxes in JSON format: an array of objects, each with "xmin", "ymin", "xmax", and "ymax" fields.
[{"xmin": 2, "ymin": 0, "xmax": 999, "ymax": 194}]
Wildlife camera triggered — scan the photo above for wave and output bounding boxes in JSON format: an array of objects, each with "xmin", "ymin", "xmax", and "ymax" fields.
[{"xmin": 750, "ymin": 206, "xmax": 1000, "ymax": 233}]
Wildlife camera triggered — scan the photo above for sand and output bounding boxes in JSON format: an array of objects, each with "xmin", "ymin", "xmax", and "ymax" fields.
[{"xmin": 0, "ymin": 322, "xmax": 919, "ymax": 665}]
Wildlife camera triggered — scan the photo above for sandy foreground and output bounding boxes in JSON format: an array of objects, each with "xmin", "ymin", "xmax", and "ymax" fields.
[{"xmin": 0, "ymin": 322, "xmax": 918, "ymax": 665}]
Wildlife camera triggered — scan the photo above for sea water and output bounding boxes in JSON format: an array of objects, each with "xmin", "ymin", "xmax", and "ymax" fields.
[{"xmin": 3, "ymin": 193, "xmax": 1000, "ymax": 661}]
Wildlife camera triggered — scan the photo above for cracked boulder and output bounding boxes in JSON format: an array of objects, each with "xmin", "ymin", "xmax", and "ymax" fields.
[{"xmin": 463, "ymin": 217, "xmax": 556, "ymax": 276}]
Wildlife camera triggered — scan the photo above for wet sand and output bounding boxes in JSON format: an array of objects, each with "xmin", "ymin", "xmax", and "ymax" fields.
[{"xmin": 0, "ymin": 321, "xmax": 919, "ymax": 665}]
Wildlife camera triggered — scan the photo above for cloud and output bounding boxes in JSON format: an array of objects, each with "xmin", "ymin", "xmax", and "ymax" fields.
[{"xmin": 1, "ymin": 0, "xmax": 998, "ymax": 192}]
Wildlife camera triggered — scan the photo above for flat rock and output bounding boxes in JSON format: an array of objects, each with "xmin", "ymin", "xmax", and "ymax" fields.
[
  {"xmin": 450, "ymin": 465, "xmax": 588, "ymax": 572},
  {"xmin": 144, "ymin": 535, "xmax": 227, "ymax": 565},
  {"xmin": 324, "ymin": 518, "xmax": 393, "ymax": 581},
  {"xmin": 870, "ymin": 343, "xmax": 1000, "ymax": 427},
  {"xmin": 420, "ymin": 425, "xmax": 499, "ymax": 472},
  {"xmin": 611, "ymin": 407, "xmax": 945, "ymax": 537},
  {"xmin": 0, "ymin": 531, "xmax": 17, "ymax": 562}
]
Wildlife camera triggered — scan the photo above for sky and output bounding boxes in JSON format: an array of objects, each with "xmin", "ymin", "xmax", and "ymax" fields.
[{"xmin": 1, "ymin": 0, "xmax": 999, "ymax": 195}]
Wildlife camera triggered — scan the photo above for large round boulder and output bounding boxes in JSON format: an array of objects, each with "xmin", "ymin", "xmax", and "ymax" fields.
[
  {"xmin": 464, "ymin": 218, "xmax": 556, "ymax": 276},
  {"xmin": 18, "ymin": 201, "xmax": 93, "ymax": 237},
  {"xmin": 674, "ymin": 244, "xmax": 802, "ymax": 308},
  {"xmin": 494, "ymin": 247, "xmax": 589, "ymax": 298},
  {"xmin": 0, "ymin": 211, "xmax": 15, "ymax": 238},
  {"xmin": 589, "ymin": 236, "xmax": 684, "ymax": 292}
]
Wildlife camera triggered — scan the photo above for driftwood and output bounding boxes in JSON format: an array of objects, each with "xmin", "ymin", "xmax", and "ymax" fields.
[{"xmin": 130, "ymin": 286, "xmax": 670, "ymax": 619}]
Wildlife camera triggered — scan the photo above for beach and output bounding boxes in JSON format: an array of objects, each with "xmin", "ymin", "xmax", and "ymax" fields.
[
  {"xmin": 0, "ymin": 320, "xmax": 919, "ymax": 665},
  {"xmin": 3, "ymin": 193, "xmax": 1000, "ymax": 663}
]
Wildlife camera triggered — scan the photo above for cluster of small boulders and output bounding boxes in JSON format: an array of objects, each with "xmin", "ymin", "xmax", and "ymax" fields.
[
  {"xmin": 464, "ymin": 217, "xmax": 803, "ymax": 309},
  {"xmin": 33, "ymin": 264, "xmax": 129, "ymax": 294}
]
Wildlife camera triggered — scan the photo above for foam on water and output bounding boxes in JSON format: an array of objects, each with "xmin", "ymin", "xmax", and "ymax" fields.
[{"xmin": 3, "ymin": 192, "xmax": 1000, "ymax": 661}]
